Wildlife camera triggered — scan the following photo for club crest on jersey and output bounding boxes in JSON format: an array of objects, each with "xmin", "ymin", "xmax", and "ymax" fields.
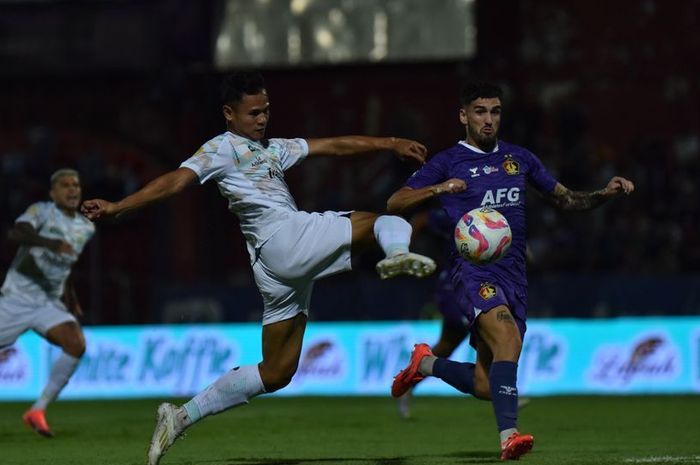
[
  {"xmin": 502, "ymin": 155, "xmax": 520, "ymax": 176},
  {"xmin": 479, "ymin": 283, "xmax": 497, "ymax": 300}
]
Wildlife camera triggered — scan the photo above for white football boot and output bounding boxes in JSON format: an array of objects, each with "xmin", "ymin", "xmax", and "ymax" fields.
[
  {"xmin": 147, "ymin": 403, "xmax": 185, "ymax": 465},
  {"xmin": 376, "ymin": 252, "xmax": 436, "ymax": 279}
]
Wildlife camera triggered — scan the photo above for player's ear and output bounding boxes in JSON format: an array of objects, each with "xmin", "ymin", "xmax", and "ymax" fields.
[
  {"xmin": 459, "ymin": 108, "xmax": 468, "ymax": 125},
  {"xmin": 222, "ymin": 104, "xmax": 234, "ymax": 122}
]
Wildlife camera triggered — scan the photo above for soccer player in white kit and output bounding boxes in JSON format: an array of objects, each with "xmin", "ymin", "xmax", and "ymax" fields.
[
  {"xmin": 81, "ymin": 71, "xmax": 437, "ymax": 464},
  {"xmin": 0, "ymin": 168, "xmax": 95, "ymax": 437}
]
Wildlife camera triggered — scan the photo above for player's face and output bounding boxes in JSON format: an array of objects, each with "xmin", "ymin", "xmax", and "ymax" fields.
[
  {"xmin": 223, "ymin": 90, "xmax": 270, "ymax": 141},
  {"xmin": 460, "ymin": 97, "xmax": 501, "ymax": 152},
  {"xmin": 50, "ymin": 175, "xmax": 81, "ymax": 212}
]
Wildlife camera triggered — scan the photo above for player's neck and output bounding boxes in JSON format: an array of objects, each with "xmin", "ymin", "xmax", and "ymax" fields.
[
  {"xmin": 56, "ymin": 205, "xmax": 77, "ymax": 218},
  {"xmin": 226, "ymin": 128, "xmax": 261, "ymax": 144},
  {"xmin": 461, "ymin": 140, "xmax": 499, "ymax": 154}
]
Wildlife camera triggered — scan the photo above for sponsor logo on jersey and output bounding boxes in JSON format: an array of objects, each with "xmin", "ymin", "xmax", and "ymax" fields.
[
  {"xmin": 483, "ymin": 165, "xmax": 499, "ymax": 175},
  {"xmin": 503, "ymin": 155, "xmax": 520, "ymax": 175},
  {"xmin": 480, "ymin": 187, "xmax": 521, "ymax": 206},
  {"xmin": 479, "ymin": 283, "xmax": 497, "ymax": 300},
  {"xmin": 469, "ymin": 167, "xmax": 480, "ymax": 178}
]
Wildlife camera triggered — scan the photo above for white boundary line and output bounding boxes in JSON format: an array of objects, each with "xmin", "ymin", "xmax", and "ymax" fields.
[{"xmin": 624, "ymin": 457, "xmax": 700, "ymax": 463}]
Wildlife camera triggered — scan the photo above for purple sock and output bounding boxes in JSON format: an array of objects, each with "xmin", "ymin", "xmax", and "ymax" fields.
[
  {"xmin": 432, "ymin": 358, "xmax": 476, "ymax": 395},
  {"xmin": 489, "ymin": 361, "xmax": 518, "ymax": 432}
]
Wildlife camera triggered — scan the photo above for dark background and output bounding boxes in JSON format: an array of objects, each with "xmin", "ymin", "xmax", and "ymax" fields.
[{"xmin": 1, "ymin": 0, "xmax": 698, "ymax": 325}]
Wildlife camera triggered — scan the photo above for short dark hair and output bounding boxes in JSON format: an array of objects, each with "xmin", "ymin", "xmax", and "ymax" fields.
[
  {"xmin": 221, "ymin": 71, "xmax": 266, "ymax": 105},
  {"xmin": 50, "ymin": 168, "xmax": 79, "ymax": 187},
  {"xmin": 460, "ymin": 82, "xmax": 503, "ymax": 107}
]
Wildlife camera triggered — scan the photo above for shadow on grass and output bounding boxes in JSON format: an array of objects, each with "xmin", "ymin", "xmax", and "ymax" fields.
[{"xmin": 195, "ymin": 450, "xmax": 500, "ymax": 465}]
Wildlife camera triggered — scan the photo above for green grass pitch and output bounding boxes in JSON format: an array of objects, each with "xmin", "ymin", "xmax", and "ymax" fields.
[{"xmin": 1, "ymin": 396, "xmax": 698, "ymax": 464}]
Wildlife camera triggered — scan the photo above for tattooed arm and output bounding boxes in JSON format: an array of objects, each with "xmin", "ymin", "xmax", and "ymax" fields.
[{"xmin": 546, "ymin": 176, "xmax": 635, "ymax": 211}]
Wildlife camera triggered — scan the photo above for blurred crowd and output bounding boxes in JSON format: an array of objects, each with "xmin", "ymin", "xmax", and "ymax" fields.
[{"xmin": 1, "ymin": 0, "xmax": 698, "ymax": 323}]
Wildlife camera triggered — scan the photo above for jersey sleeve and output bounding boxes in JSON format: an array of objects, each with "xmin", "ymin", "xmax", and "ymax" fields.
[
  {"xmin": 180, "ymin": 139, "xmax": 228, "ymax": 184},
  {"xmin": 269, "ymin": 138, "xmax": 309, "ymax": 171},
  {"xmin": 405, "ymin": 152, "xmax": 448, "ymax": 189},
  {"xmin": 15, "ymin": 202, "xmax": 48, "ymax": 229},
  {"xmin": 526, "ymin": 150, "xmax": 558, "ymax": 194}
]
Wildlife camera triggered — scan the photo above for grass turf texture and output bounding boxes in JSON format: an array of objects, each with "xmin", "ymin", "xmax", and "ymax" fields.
[{"xmin": 1, "ymin": 396, "xmax": 698, "ymax": 465}]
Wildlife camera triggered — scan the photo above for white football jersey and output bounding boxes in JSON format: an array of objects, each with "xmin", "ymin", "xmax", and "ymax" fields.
[
  {"xmin": 1, "ymin": 202, "xmax": 95, "ymax": 302},
  {"xmin": 180, "ymin": 131, "xmax": 308, "ymax": 248}
]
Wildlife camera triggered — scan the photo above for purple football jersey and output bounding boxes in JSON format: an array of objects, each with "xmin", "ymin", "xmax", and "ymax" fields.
[{"xmin": 406, "ymin": 140, "xmax": 558, "ymax": 286}]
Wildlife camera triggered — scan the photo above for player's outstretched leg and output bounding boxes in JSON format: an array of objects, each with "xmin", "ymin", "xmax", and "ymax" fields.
[
  {"xmin": 22, "ymin": 409, "xmax": 53, "ymax": 437},
  {"xmin": 372, "ymin": 216, "xmax": 435, "ymax": 279},
  {"xmin": 147, "ymin": 403, "xmax": 186, "ymax": 465},
  {"xmin": 391, "ymin": 343, "xmax": 433, "ymax": 397},
  {"xmin": 376, "ymin": 252, "xmax": 436, "ymax": 279}
]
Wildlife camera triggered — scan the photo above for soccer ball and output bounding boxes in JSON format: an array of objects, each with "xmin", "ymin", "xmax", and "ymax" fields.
[{"xmin": 454, "ymin": 207, "xmax": 512, "ymax": 264}]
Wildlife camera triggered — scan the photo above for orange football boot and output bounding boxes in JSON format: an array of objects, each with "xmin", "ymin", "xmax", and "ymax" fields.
[
  {"xmin": 500, "ymin": 432, "xmax": 534, "ymax": 460},
  {"xmin": 23, "ymin": 409, "xmax": 53, "ymax": 438},
  {"xmin": 391, "ymin": 343, "xmax": 434, "ymax": 398}
]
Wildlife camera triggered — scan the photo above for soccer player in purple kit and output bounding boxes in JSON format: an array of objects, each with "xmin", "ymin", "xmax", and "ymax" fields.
[{"xmin": 387, "ymin": 82, "xmax": 634, "ymax": 460}]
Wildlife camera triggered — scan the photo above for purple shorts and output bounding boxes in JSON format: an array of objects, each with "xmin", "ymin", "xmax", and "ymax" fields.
[{"xmin": 450, "ymin": 264, "xmax": 528, "ymax": 349}]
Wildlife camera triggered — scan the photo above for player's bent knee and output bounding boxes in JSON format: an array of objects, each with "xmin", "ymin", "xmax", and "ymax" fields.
[
  {"xmin": 63, "ymin": 339, "xmax": 86, "ymax": 358},
  {"xmin": 259, "ymin": 362, "xmax": 298, "ymax": 392},
  {"xmin": 261, "ymin": 372, "xmax": 294, "ymax": 393}
]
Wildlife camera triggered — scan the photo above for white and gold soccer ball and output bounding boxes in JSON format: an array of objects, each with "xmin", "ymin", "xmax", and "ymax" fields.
[{"xmin": 454, "ymin": 207, "xmax": 512, "ymax": 264}]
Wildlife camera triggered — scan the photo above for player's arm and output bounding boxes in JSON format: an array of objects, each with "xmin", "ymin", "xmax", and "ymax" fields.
[
  {"xmin": 81, "ymin": 167, "xmax": 197, "ymax": 220},
  {"xmin": 386, "ymin": 179, "xmax": 466, "ymax": 214},
  {"xmin": 62, "ymin": 271, "xmax": 82, "ymax": 317},
  {"xmin": 7, "ymin": 222, "xmax": 73, "ymax": 255},
  {"xmin": 306, "ymin": 136, "xmax": 428, "ymax": 164},
  {"xmin": 546, "ymin": 176, "xmax": 635, "ymax": 211}
]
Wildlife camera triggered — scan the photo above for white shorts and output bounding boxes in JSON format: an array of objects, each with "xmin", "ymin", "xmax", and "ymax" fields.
[
  {"xmin": 251, "ymin": 210, "xmax": 353, "ymax": 326},
  {"xmin": 0, "ymin": 294, "xmax": 77, "ymax": 347}
]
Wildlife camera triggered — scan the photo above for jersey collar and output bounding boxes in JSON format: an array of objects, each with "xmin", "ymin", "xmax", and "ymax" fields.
[{"xmin": 458, "ymin": 140, "xmax": 499, "ymax": 154}]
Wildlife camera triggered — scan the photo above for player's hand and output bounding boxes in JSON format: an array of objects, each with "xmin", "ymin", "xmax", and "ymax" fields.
[
  {"xmin": 604, "ymin": 176, "xmax": 635, "ymax": 196},
  {"xmin": 392, "ymin": 138, "xmax": 428, "ymax": 164},
  {"xmin": 434, "ymin": 178, "xmax": 467, "ymax": 195},
  {"xmin": 81, "ymin": 199, "xmax": 117, "ymax": 220}
]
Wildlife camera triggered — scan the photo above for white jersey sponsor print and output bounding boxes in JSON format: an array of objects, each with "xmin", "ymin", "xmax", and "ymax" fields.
[{"xmin": 180, "ymin": 132, "xmax": 309, "ymax": 249}]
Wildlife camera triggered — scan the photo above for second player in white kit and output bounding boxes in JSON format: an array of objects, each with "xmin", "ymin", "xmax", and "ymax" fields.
[{"xmin": 0, "ymin": 169, "xmax": 95, "ymax": 437}]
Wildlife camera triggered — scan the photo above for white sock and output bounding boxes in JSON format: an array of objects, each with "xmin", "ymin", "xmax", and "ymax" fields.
[
  {"xmin": 419, "ymin": 355, "xmax": 437, "ymax": 376},
  {"xmin": 500, "ymin": 427, "xmax": 518, "ymax": 445},
  {"xmin": 373, "ymin": 215, "xmax": 411, "ymax": 257},
  {"xmin": 182, "ymin": 365, "xmax": 265, "ymax": 425},
  {"xmin": 33, "ymin": 353, "xmax": 80, "ymax": 410}
]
